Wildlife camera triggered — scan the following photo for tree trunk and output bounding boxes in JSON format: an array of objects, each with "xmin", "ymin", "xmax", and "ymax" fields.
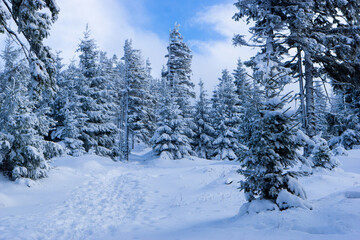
[
  {"xmin": 304, "ymin": 49, "xmax": 316, "ymax": 156},
  {"xmin": 297, "ymin": 47, "xmax": 307, "ymax": 130},
  {"xmin": 123, "ymin": 69, "xmax": 129, "ymax": 161}
]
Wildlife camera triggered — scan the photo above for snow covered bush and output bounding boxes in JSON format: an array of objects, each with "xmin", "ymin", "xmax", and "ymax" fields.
[
  {"xmin": 310, "ymin": 136, "xmax": 338, "ymax": 170},
  {"xmin": 341, "ymin": 129, "xmax": 360, "ymax": 150}
]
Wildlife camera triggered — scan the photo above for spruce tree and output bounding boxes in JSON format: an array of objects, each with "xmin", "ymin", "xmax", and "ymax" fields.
[
  {"xmin": 151, "ymin": 82, "xmax": 192, "ymax": 160},
  {"xmin": 211, "ymin": 70, "xmax": 241, "ymax": 161},
  {"xmin": 77, "ymin": 26, "xmax": 117, "ymax": 158},
  {"xmin": 239, "ymin": 94, "xmax": 308, "ymax": 210},
  {"xmin": 121, "ymin": 39, "xmax": 155, "ymax": 160},
  {"xmin": 0, "ymin": 38, "xmax": 60, "ymax": 180},
  {"xmin": 163, "ymin": 24, "xmax": 196, "ymax": 154},
  {"xmin": 194, "ymin": 80, "xmax": 215, "ymax": 159},
  {"xmin": 311, "ymin": 135, "xmax": 338, "ymax": 170},
  {"xmin": 51, "ymin": 60, "xmax": 87, "ymax": 156}
]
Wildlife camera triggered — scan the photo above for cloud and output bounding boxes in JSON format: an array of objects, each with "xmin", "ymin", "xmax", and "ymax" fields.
[
  {"xmin": 44, "ymin": 0, "xmax": 256, "ymax": 94},
  {"xmin": 190, "ymin": 3, "xmax": 256, "ymax": 92},
  {"xmin": 46, "ymin": 0, "xmax": 167, "ymax": 76}
]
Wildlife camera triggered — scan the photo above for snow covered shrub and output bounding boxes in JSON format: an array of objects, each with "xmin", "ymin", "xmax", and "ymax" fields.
[
  {"xmin": 332, "ymin": 144, "xmax": 348, "ymax": 156},
  {"xmin": 311, "ymin": 136, "xmax": 338, "ymax": 170},
  {"xmin": 341, "ymin": 129, "xmax": 360, "ymax": 150},
  {"xmin": 43, "ymin": 141, "xmax": 65, "ymax": 159},
  {"xmin": 238, "ymin": 97, "xmax": 310, "ymax": 211}
]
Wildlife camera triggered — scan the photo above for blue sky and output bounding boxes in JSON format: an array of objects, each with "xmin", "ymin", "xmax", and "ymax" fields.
[
  {"xmin": 44, "ymin": 0, "xmax": 254, "ymax": 91},
  {"xmin": 122, "ymin": 0, "xmax": 234, "ymax": 41}
]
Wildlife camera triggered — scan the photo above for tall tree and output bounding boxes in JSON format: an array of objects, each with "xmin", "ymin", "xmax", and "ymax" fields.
[
  {"xmin": 211, "ymin": 70, "xmax": 241, "ymax": 161},
  {"xmin": 151, "ymin": 81, "xmax": 192, "ymax": 160},
  {"xmin": 163, "ymin": 24, "xmax": 196, "ymax": 154},
  {"xmin": 121, "ymin": 39, "xmax": 155, "ymax": 160},
  {"xmin": 239, "ymin": 95, "xmax": 309, "ymax": 210},
  {"xmin": 0, "ymin": 38, "xmax": 62, "ymax": 180},
  {"xmin": 51, "ymin": 59, "xmax": 87, "ymax": 156},
  {"xmin": 194, "ymin": 80, "xmax": 215, "ymax": 159},
  {"xmin": 77, "ymin": 26, "xmax": 117, "ymax": 158}
]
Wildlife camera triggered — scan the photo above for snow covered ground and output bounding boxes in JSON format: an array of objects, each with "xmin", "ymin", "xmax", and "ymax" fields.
[{"xmin": 1, "ymin": 148, "xmax": 360, "ymax": 240}]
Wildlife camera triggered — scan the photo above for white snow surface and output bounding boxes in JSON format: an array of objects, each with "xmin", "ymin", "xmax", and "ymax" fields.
[{"xmin": 1, "ymin": 148, "xmax": 360, "ymax": 240}]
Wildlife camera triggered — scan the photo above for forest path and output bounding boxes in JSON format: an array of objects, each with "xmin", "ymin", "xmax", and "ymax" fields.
[{"xmin": 0, "ymin": 149, "xmax": 241, "ymax": 240}]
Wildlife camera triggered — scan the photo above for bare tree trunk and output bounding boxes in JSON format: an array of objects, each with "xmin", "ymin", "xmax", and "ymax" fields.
[
  {"xmin": 297, "ymin": 47, "xmax": 307, "ymax": 130},
  {"xmin": 123, "ymin": 66, "xmax": 129, "ymax": 161},
  {"xmin": 304, "ymin": 49, "xmax": 316, "ymax": 156}
]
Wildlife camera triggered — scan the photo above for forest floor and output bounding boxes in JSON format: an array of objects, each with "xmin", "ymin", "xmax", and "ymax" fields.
[{"xmin": 1, "ymin": 146, "xmax": 360, "ymax": 240}]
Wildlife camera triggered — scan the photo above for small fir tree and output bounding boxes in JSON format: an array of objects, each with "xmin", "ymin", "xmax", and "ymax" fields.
[{"xmin": 311, "ymin": 135, "xmax": 338, "ymax": 170}]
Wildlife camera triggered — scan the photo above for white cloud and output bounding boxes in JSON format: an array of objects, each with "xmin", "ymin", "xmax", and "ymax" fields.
[
  {"xmin": 190, "ymin": 3, "xmax": 256, "ymax": 93},
  {"xmin": 44, "ymin": 1, "xmax": 256, "ymax": 94},
  {"xmin": 46, "ymin": 0, "xmax": 167, "ymax": 77}
]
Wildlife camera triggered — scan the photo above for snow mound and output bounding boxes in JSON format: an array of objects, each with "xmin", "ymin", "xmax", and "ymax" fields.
[
  {"xmin": 276, "ymin": 190, "xmax": 312, "ymax": 210},
  {"xmin": 15, "ymin": 178, "xmax": 37, "ymax": 187},
  {"xmin": 238, "ymin": 199, "xmax": 278, "ymax": 215}
]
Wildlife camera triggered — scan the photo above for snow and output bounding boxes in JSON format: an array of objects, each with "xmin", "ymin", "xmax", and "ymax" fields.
[{"xmin": 1, "ymin": 148, "xmax": 360, "ymax": 239}]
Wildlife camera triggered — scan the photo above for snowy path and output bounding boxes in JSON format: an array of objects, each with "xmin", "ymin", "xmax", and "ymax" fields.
[
  {"xmin": 1, "ymin": 149, "xmax": 360, "ymax": 240},
  {"xmin": 0, "ymin": 150, "xmax": 241, "ymax": 240}
]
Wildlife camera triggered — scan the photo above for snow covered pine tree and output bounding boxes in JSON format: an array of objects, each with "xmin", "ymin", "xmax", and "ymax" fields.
[{"xmin": 0, "ymin": 1, "xmax": 61, "ymax": 180}]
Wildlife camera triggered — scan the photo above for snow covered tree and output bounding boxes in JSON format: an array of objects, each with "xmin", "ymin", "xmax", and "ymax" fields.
[
  {"xmin": 164, "ymin": 24, "xmax": 195, "ymax": 116},
  {"xmin": 151, "ymin": 82, "xmax": 192, "ymax": 160},
  {"xmin": 328, "ymin": 87, "xmax": 360, "ymax": 150},
  {"xmin": 238, "ymin": 96, "xmax": 309, "ymax": 210},
  {"xmin": 51, "ymin": 59, "xmax": 87, "ymax": 156},
  {"xmin": 0, "ymin": 38, "xmax": 61, "ymax": 180},
  {"xmin": 311, "ymin": 135, "xmax": 338, "ymax": 170},
  {"xmin": 0, "ymin": 0, "xmax": 60, "ymax": 96},
  {"xmin": 211, "ymin": 70, "xmax": 241, "ymax": 161},
  {"xmin": 233, "ymin": 2, "xmax": 309, "ymax": 207},
  {"xmin": 232, "ymin": 58, "xmax": 256, "ymax": 144},
  {"xmin": 314, "ymin": 81, "xmax": 329, "ymax": 136},
  {"xmin": 233, "ymin": 59, "xmax": 251, "ymax": 104},
  {"xmin": 163, "ymin": 24, "xmax": 196, "ymax": 153},
  {"xmin": 120, "ymin": 39, "xmax": 155, "ymax": 160},
  {"xmin": 194, "ymin": 80, "xmax": 215, "ymax": 159},
  {"xmin": 77, "ymin": 26, "xmax": 117, "ymax": 158}
]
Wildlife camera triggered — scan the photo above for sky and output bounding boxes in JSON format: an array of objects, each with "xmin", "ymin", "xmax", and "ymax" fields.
[{"xmin": 44, "ymin": 0, "xmax": 256, "ymax": 93}]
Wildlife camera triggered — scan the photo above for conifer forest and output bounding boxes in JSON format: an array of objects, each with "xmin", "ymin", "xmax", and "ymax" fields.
[{"xmin": 1, "ymin": 1, "xmax": 360, "ymax": 239}]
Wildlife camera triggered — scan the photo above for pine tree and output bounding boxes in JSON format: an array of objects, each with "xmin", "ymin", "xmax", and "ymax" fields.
[
  {"xmin": 120, "ymin": 40, "xmax": 155, "ymax": 160},
  {"xmin": 51, "ymin": 59, "xmax": 87, "ymax": 156},
  {"xmin": 0, "ymin": 38, "xmax": 60, "ymax": 180},
  {"xmin": 314, "ymin": 81, "xmax": 329, "ymax": 136},
  {"xmin": 232, "ymin": 59, "xmax": 254, "ymax": 144},
  {"xmin": 77, "ymin": 26, "xmax": 117, "ymax": 158},
  {"xmin": 151, "ymin": 82, "xmax": 192, "ymax": 160},
  {"xmin": 311, "ymin": 135, "xmax": 338, "ymax": 170},
  {"xmin": 194, "ymin": 80, "xmax": 215, "ymax": 159},
  {"xmin": 233, "ymin": 2, "xmax": 309, "ymax": 208},
  {"xmin": 0, "ymin": 0, "xmax": 60, "ymax": 95},
  {"xmin": 211, "ymin": 70, "xmax": 241, "ymax": 161},
  {"xmin": 239, "ymin": 95, "xmax": 308, "ymax": 210},
  {"xmin": 328, "ymin": 87, "xmax": 360, "ymax": 150},
  {"xmin": 163, "ymin": 24, "xmax": 196, "ymax": 154}
]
